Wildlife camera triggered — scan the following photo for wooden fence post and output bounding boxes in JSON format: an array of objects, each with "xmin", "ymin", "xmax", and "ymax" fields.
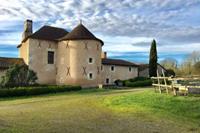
[
  {"xmin": 162, "ymin": 69, "xmax": 168, "ymax": 94},
  {"xmin": 157, "ymin": 70, "xmax": 162, "ymax": 94}
]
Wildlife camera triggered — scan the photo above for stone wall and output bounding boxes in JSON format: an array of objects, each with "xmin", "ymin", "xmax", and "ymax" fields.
[
  {"xmin": 19, "ymin": 40, "xmax": 29, "ymax": 65},
  {"xmin": 101, "ymin": 65, "xmax": 138, "ymax": 85},
  {"xmin": 139, "ymin": 68, "xmax": 149, "ymax": 77},
  {"xmin": 28, "ymin": 39, "xmax": 57, "ymax": 84},
  {"xmin": 56, "ymin": 40, "xmax": 102, "ymax": 87}
]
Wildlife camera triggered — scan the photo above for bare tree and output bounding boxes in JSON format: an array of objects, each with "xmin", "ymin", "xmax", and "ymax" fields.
[
  {"xmin": 187, "ymin": 51, "xmax": 200, "ymax": 65},
  {"xmin": 160, "ymin": 58, "xmax": 178, "ymax": 69}
]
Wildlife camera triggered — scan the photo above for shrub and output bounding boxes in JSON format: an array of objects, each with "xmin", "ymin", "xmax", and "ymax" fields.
[
  {"xmin": 114, "ymin": 79, "xmax": 123, "ymax": 86},
  {"xmin": 166, "ymin": 69, "xmax": 176, "ymax": 77},
  {"xmin": 129, "ymin": 77, "xmax": 150, "ymax": 82},
  {"xmin": 125, "ymin": 80, "xmax": 152, "ymax": 87},
  {"xmin": 119, "ymin": 77, "xmax": 150, "ymax": 86},
  {"xmin": 0, "ymin": 64, "xmax": 38, "ymax": 88},
  {"xmin": 0, "ymin": 85, "xmax": 81, "ymax": 97}
]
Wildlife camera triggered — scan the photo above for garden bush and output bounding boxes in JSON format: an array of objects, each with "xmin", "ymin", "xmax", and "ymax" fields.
[
  {"xmin": 129, "ymin": 77, "xmax": 150, "ymax": 82},
  {"xmin": 125, "ymin": 80, "xmax": 152, "ymax": 87},
  {"xmin": 0, "ymin": 64, "xmax": 38, "ymax": 88},
  {"xmin": 114, "ymin": 79, "xmax": 123, "ymax": 86},
  {"xmin": 166, "ymin": 69, "xmax": 176, "ymax": 77},
  {"xmin": 0, "ymin": 85, "xmax": 81, "ymax": 97}
]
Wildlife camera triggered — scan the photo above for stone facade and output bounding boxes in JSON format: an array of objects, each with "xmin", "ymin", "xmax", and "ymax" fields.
[
  {"xmin": 19, "ymin": 38, "xmax": 104, "ymax": 87},
  {"xmin": 28, "ymin": 39, "xmax": 57, "ymax": 84},
  {"xmin": 19, "ymin": 40, "xmax": 29, "ymax": 65},
  {"xmin": 16, "ymin": 20, "xmax": 139, "ymax": 87},
  {"xmin": 56, "ymin": 40, "xmax": 102, "ymax": 87},
  {"xmin": 101, "ymin": 65, "xmax": 138, "ymax": 85}
]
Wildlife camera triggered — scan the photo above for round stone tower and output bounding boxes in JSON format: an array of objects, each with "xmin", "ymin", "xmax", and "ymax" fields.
[{"xmin": 56, "ymin": 23, "xmax": 103, "ymax": 87}]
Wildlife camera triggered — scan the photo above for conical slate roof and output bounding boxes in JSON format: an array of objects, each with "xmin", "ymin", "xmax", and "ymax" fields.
[{"xmin": 60, "ymin": 24, "xmax": 103, "ymax": 45}]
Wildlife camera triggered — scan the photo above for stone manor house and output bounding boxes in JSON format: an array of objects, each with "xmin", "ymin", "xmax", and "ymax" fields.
[{"xmin": 0, "ymin": 20, "xmax": 139, "ymax": 87}]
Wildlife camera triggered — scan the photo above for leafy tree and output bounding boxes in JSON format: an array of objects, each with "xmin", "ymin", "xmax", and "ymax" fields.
[
  {"xmin": 0, "ymin": 64, "xmax": 38, "ymax": 88},
  {"xmin": 149, "ymin": 39, "xmax": 158, "ymax": 77}
]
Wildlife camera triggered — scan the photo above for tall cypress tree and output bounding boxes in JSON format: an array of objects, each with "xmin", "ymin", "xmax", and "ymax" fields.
[{"xmin": 149, "ymin": 39, "xmax": 158, "ymax": 77}]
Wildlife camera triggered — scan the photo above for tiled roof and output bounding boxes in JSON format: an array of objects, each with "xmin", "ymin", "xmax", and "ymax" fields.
[
  {"xmin": 0, "ymin": 57, "xmax": 25, "ymax": 69},
  {"xmin": 18, "ymin": 26, "xmax": 68, "ymax": 48},
  {"xmin": 102, "ymin": 58, "xmax": 138, "ymax": 67},
  {"xmin": 60, "ymin": 24, "xmax": 104, "ymax": 45},
  {"xmin": 138, "ymin": 64, "xmax": 149, "ymax": 71}
]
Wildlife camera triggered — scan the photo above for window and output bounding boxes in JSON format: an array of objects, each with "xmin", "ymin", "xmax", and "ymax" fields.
[
  {"xmin": 111, "ymin": 66, "xmax": 115, "ymax": 71},
  {"xmin": 88, "ymin": 58, "xmax": 93, "ymax": 64},
  {"xmin": 106, "ymin": 78, "xmax": 109, "ymax": 84},
  {"xmin": 88, "ymin": 73, "xmax": 93, "ymax": 80},
  {"xmin": 129, "ymin": 67, "xmax": 132, "ymax": 72},
  {"xmin": 48, "ymin": 51, "xmax": 54, "ymax": 64}
]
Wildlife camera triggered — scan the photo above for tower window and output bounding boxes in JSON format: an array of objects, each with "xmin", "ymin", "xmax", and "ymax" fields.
[
  {"xmin": 106, "ymin": 78, "xmax": 109, "ymax": 84},
  {"xmin": 89, "ymin": 58, "xmax": 93, "ymax": 64},
  {"xmin": 129, "ymin": 67, "xmax": 132, "ymax": 72},
  {"xmin": 111, "ymin": 66, "xmax": 115, "ymax": 71},
  {"xmin": 88, "ymin": 73, "xmax": 93, "ymax": 80},
  {"xmin": 48, "ymin": 51, "xmax": 54, "ymax": 64}
]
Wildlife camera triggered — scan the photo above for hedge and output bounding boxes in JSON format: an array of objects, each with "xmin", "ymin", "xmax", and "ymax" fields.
[
  {"xmin": 125, "ymin": 80, "xmax": 152, "ymax": 87},
  {"xmin": 129, "ymin": 77, "xmax": 150, "ymax": 82},
  {"xmin": 0, "ymin": 85, "xmax": 81, "ymax": 97}
]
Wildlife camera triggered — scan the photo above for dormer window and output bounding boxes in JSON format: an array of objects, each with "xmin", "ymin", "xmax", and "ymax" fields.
[
  {"xmin": 48, "ymin": 51, "xmax": 54, "ymax": 64},
  {"xmin": 111, "ymin": 66, "xmax": 115, "ymax": 72}
]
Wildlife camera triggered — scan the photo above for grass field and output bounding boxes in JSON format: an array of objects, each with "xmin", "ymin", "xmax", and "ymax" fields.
[{"xmin": 0, "ymin": 88, "xmax": 199, "ymax": 133}]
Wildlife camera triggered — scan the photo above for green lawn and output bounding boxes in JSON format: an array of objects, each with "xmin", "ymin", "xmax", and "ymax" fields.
[{"xmin": 0, "ymin": 88, "xmax": 199, "ymax": 133}]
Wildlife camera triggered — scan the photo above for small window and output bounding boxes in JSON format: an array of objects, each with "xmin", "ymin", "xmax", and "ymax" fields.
[
  {"xmin": 89, "ymin": 73, "xmax": 93, "ymax": 80},
  {"xmin": 48, "ymin": 51, "xmax": 54, "ymax": 64},
  {"xmin": 106, "ymin": 78, "xmax": 109, "ymax": 84},
  {"xmin": 89, "ymin": 58, "xmax": 93, "ymax": 64},
  {"xmin": 111, "ymin": 66, "xmax": 115, "ymax": 71},
  {"xmin": 129, "ymin": 67, "xmax": 132, "ymax": 72}
]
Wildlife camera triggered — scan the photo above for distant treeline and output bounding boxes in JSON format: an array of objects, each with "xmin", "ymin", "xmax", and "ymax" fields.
[{"xmin": 160, "ymin": 51, "xmax": 200, "ymax": 76}]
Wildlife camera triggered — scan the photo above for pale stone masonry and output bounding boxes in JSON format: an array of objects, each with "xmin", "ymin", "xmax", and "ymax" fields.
[{"xmin": 0, "ymin": 20, "xmax": 139, "ymax": 87}]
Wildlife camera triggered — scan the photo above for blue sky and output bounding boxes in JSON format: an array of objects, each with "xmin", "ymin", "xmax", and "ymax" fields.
[{"xmin": 0, "ymin": 0, "xmax": 200, "ymax": 64}]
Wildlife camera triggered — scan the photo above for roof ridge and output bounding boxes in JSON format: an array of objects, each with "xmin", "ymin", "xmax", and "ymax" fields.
[
  {"xmin": 105, "ymin": 58, "xmax": 137, "ymax": 64},
  {"xmin": 102, "ymin": 58, "xmax": 138, "ymax": 67},
  {"xmin": 42, "ymin": 25, "xmax": 67, "ymax": 30}
]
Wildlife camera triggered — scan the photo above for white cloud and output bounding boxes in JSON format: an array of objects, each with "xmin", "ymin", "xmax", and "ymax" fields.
[{"xmin": 0, "ymin": 0, "xmax": 200, "ymax": 54}]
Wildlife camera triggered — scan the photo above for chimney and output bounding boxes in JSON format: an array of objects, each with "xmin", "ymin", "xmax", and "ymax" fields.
[
  {"xmin": 22, "ymin": 19, "xmax": 32, "ymax": 41},
  {"xmin": 101, "ymin": 52, "xmax": 107, "ymax": 59}
]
